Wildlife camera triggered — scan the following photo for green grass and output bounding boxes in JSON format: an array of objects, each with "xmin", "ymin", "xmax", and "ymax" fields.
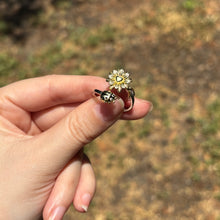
[
  {"xmin": 181, "ymin": 0, "xmax": 201, "ymax": 11},
  {"xmin": 138, "ymin": 121, "xmax": 152, "ymax": 139},
  {"xmin": 173, "ymin": 98, "xmax": 220, "ymax": 186},
  {"xmin": 0, "ymin": 20, "xmax": 8, "ymax": 33},
  {"xmin": 52, "ymin": 0, "xmax": 72, "ymax": 9},
  {"xmin": 201, "ymin": 99, "xmax": 220, "ymax": 141},
  {"xmin": 29, "ymin": 41, "xmax": 63, "ymax": 70},
  {"xmin": 70, "ymin": 67, "xmax": 87, "ymax": 75},
  {"xmin": 0, "ymin": 53, "xmax": 21, "ymax": 86},
  {"xmin": 85, "ymin": 25, "xmax": 116, "ymax": 47},
  {"xmin": 106, "ymin": 211, "xmax": 115, "ymax": 220},
  {"xmin": 160, "ymin": 107, "xmax": 170, "ymax": 128},
  {"xmin": 191, "ymin": 171, "xmax": 201, "ymax": 182},
  {"xmin": 157, "ymin": 190, "xmax": 169, "ymax": 200},
  {"xmin": 0, "ymin": 53, "xmax": 18, "ymax": 76},
  {"xmin": 69, "ymin": 26, "xmax": 88, "ymax": 45},
  {"xmin": 189, "ymin": 99, "xmax": 220, "ymax": 182},
  {"xmin": 86, "ymin": 34, "xmax": 101, "ymax": 47},
  {"xmin": 70, "ymin": 24, "xmax": 116, "ymax": 48},
  {"xmin": 27, "ymin": 41, "xmax": 79, "ymax": 76}
]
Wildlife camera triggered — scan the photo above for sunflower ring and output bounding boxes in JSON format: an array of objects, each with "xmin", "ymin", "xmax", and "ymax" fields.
[
  {"xmin": 106, "ymin": 69, "xmax": 132, "ymax": 92},
  {"xmin": 106, "ymin": 69, "xmax": 135, "ymax": 112},
  {"xmin": 94, "ymin": 69, "xmax": 135, "ymax": 111}
]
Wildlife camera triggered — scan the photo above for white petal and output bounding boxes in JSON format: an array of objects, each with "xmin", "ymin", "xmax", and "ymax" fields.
[
  {"xmin": 125, "ymin": 79, "xmax": 131, "ymax": 84},
  {"xmin": 109, "ymin": 80, "xmax": 114, "ymax": 85},
  {"xmin": 115, "ymin": 85, "xmax": 119, "ymax": 89},
  {"xmin": 118, "ymin": 69, "xmax": 124, "ymax": 74},
  {"xmin": 113, "ymin": 70, "xmax": 118, "ymax": 74},
  {"xmin": 118, "ymin": 86, "xmax": 122, "ymax": 92},
  {"xmin": 121, "ymin": 84, "xmax": 126, "ymax": 88},
  {"xmin": 109, "ymin": 74, "xmax": 113, "ymax": 79},
  {"xmin": 125, "ymin": 72, "xmax": 130, "ymax": 78}
]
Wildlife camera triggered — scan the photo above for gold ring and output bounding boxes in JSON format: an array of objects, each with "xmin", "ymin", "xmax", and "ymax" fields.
[{"xmin": 106, "ymin": 69, "xmax": 135, "ymax": 112}]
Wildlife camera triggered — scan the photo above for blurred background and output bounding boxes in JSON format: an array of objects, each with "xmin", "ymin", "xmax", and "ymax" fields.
[{"xmin": 0, "ymin": 0, "xmax": 220, "ymax": 219}]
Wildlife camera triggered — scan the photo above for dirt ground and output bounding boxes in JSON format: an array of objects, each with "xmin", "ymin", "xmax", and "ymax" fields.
[{"xmin": 0, "ymin": 0, "xmax": 220, "ymax": 219}]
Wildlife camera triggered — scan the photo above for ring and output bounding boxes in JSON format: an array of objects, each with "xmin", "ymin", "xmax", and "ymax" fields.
[
  {"xmin": 106, "ymin": 69, "xmax": 132, "ymax": 92},
  {"xmin": 106, "ymin": 69, "xmax": 135, "ymax": 112},
  {"xmin": 94, "ymin": 89, "xmax": 117, "ymax": 103},
  {"xmin": 124, "ymin": 87, "xmax": 135, "ymax": 112}
]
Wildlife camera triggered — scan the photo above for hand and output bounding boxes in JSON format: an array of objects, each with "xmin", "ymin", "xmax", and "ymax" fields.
[{"xmin": 0, "ymin": 75, "xmax": 152, "ymax": 220}]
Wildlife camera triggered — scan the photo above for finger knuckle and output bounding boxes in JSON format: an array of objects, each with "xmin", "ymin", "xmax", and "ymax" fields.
[
  {"xmin": 66, "ymin": 112, "xmax": 94, "ymax": 146},
  {"xmin": 44, "ymin": 75, "xmax": 64, "ymax": 104}
]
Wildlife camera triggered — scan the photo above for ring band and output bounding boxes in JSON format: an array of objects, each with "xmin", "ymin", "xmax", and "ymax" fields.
[
  {"xmin": 94, "ymin": 69, "xmax": 135, "ymax": 112},
  {"xmin": 123, "ymin": 87, "xmax": 135, "ymax": 112},
  {"xmin": 94, "ymin": 89, "xmax": 117, "ymax": 103},
  {"xmin": 94, "ymin": 88, "xmax": 135, "ymax": 112}
]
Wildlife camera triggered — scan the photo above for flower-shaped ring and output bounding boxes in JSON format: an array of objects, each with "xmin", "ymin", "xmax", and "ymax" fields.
[
  {"xmin": 106, "ymin": 69, "xmax": 135, "ymax": 112},
  {"xmin": 106, "ymin": 69, "xmax": 132, "ymax": 92}
]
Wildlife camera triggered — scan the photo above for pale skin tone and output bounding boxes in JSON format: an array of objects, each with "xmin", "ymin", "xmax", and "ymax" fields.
[{"xmin": 0, "ymin": 75, "xmax": 152, "ymax": 220}]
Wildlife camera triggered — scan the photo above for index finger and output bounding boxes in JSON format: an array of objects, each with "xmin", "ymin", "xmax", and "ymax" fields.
[{"xmin": 1, "ymin": 75, "xmax": 108, "ymax": 112}]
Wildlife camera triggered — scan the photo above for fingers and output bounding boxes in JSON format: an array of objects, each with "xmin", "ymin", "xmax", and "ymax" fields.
[
  {"xmin": 32, "ymin": 98, "xmax": 152, "ymax": 131},
  {"xmin": 1, "ymin": 75, "xmax": 108, "ymax": 112},
  {"xmin": 32, "ymin": 103, "xmax": 79, "ymax": 131},
  {"xmin": 43, "ymin": 153, "xmax": 96, "ymax": 219},
  {"xmin": 43, "ymin": 151, "xmax": 83, "ymax": 220},
  {"xmin": 122, "ymin": 99, "xmax": 153, "ymax": 120},
  {"xmin": 31, "ymin": 97, "xmax": 124, "ymax": 172},
  {"xmin": 73, "ymin": 154, "xmax": 96, "ymax": 212}
]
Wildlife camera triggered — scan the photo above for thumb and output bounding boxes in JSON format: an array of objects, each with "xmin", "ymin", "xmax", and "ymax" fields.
[{"xmin": 32, "ymin": 97, "xmax": 124, "ymax": 170}]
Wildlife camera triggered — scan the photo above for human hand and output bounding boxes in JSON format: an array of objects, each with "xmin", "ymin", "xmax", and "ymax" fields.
[{"xmin": 0, "ymin": 75, "xmax": 152, "ymax": 220}]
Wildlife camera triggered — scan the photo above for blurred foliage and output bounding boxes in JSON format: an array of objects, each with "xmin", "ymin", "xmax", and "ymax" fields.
[
  {"xmin": 181, "ymin": 0, "xmax": 201, "ymax": 11},
  {"xmin": 0, "ymin": 0, "xmax": 43, "ymax": 40},
  {"xmin": 0, "ymin": 53, "xmax": 18, "ymax": 76}
]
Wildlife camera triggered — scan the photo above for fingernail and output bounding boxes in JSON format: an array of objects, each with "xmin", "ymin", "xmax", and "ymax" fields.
[
  {"xmin": 94, "ymin": 98, "xmax": 124, "ymax": 122},
  {"xmin": 81, "ymin": 193, "xmax": 91, "ymax": 212},
  {"xmin": 149, "ymin": 102, "xmax": 153, "ymax": 112},
  {"xmin": 49, "ymin": 206, "xmax": 66, "ymax": 220},
  {"xmin": 81, "ymin": 205, "xmax": 88, "ymax": 212}
]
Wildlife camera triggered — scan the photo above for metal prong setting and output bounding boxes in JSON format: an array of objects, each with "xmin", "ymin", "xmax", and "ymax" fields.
[{"xmin": 94, "ymin": 89, "xmax": 117, "ymax": 103}]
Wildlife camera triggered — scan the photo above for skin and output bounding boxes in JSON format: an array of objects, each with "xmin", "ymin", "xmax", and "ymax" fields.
[{"xmin": 0, "ymin": 75, "xmax": 152, "ymax": 220}]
